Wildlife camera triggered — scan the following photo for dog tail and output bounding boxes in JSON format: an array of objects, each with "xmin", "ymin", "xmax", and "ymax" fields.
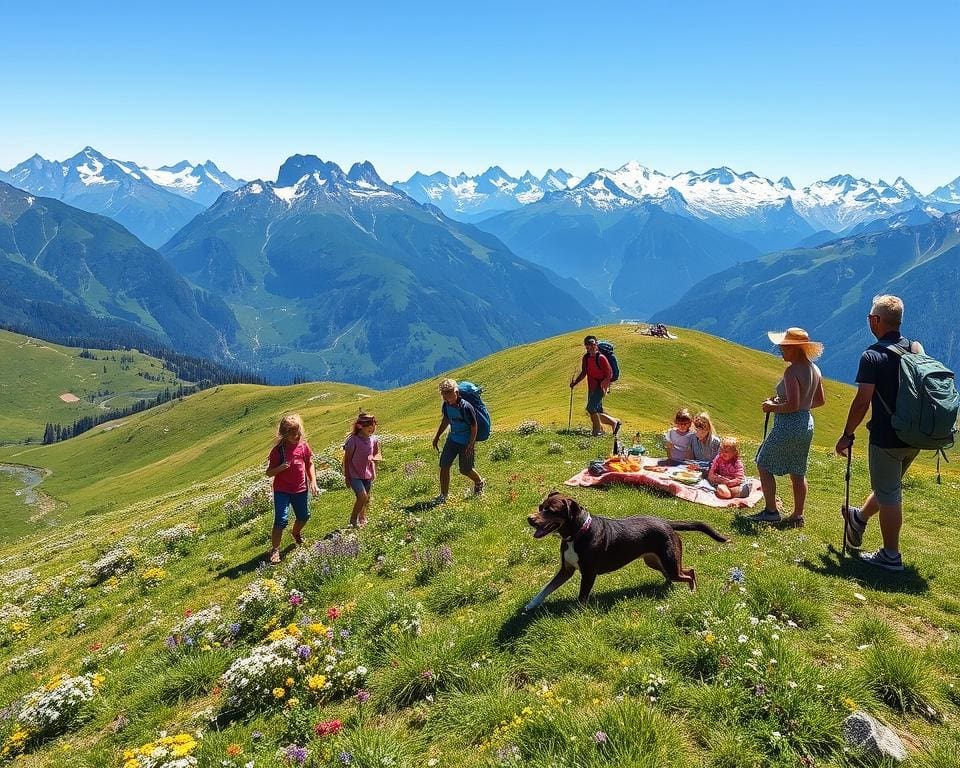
[{"xmin": 669, "ymin": 521, "xmax": 729, "ymax": 543}]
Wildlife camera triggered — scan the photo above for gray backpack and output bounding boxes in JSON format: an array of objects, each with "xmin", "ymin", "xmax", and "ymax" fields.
[{"xmin": 874, "ymin": 340, "xmax": 958, "ymax": 451}]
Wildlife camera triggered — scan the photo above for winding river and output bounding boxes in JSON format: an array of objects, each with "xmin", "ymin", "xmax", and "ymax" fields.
[{"xmin": 0, "ymin": 463, "xmax": 47, "ymax": 505}]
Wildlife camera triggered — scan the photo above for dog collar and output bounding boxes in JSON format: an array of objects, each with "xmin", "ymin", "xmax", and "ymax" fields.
[{"xmin": 564, "ymin": 514, "xmax": 592, "ymax": 542}]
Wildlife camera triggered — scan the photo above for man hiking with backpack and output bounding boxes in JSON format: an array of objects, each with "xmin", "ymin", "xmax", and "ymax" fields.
[
  {"xmin": 835, "ymin": 294, "xmax": 958, "ymax": 571},
  {"xmin": 570, "ymin": 335, "xmax": 622, "ymax": 438},
  {"xmin": 432, "ymin": 378, "xmax": 486, "ymax": 504}
]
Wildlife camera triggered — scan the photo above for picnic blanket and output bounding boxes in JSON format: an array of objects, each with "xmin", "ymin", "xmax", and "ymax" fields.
[{"xmin": 565, "ymin": 456, "xmax": 763, "ymax": 509}]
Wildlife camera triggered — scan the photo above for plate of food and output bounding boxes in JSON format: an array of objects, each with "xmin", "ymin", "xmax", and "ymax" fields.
[{"xmin": 672, "ymin": 470, "xmax": 701, "ymax": 484}]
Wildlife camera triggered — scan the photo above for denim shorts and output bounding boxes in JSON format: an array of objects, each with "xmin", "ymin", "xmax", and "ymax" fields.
[
  {"xmin": 439, "ymin": 437, "xmax": 474, "ymax": 474},
  {"xmin": 273, "ymin": 490, "xmax": 310, "ymax": 528},
  {"xmin": 349, "ymin": 478, "xmax": 372, "ymax": 495},
  {"xmin": 586, "ymin": 388, "xmax": 605, "ymax": 414},
  {"xmin": 868, "ymin": 444, "xmax": 920, "ymax": 505}
]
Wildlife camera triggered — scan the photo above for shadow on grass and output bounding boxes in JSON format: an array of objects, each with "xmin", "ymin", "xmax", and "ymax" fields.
[
  {"xmin": 800, "ymin": 545, "xmax": 930, "ymax": 594},
  {"xmin": 495, "ymin": 581, "xmax": 672, "ymax": 646}
]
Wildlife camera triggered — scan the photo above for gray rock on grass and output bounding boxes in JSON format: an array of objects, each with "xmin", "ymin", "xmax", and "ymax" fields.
[{"xmin": 842, "ymin": 711, "xmax": 908, "ymax": 762}]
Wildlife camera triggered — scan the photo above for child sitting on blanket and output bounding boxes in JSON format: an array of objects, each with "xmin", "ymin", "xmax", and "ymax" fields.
[
  {"xmin": 663, "ymin": 408, "xmax": 696, "ymax": 463},
  {"xmin": 708, "ymin": 436, "xmax": 750, "ymax": 498}
]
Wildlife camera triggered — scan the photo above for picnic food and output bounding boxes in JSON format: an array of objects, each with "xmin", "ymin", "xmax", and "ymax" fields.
[{"xmin": 673, "ymin": 470, "xmax": 701, "ymax": 484}]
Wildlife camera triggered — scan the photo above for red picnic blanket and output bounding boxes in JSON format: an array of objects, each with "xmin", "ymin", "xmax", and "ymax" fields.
[{"xmin": 565, "ymin": 457, "xmax": 764, "ymax": 509}]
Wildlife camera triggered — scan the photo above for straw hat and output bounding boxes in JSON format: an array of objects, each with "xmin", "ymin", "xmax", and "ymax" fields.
[{"xmin": 767, "ymin": 327, "xmax": 823, "ymax": 360}]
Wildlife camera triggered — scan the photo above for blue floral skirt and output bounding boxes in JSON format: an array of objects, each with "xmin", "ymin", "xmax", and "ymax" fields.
[{"xmin": 755, "ymin": 410, "xmax": 814, "ymax": 477}]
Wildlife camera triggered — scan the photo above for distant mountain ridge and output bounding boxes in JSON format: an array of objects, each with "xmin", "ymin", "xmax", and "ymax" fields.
[
  {"xmin": 139, "ymin": 159, "xmax": 244, "ymax": 206},
  {"xmin": 161, "ymin": 155, "xmax": 593, "ymax": 386},
  {"xmin": 653, "ymin": 210, "xmax": 960, "ymax": 379},
  {"xmin": 0, "ymin": 148, "xmax": 210, "ymax": 247},
  {"xmin": 395, "ymin": 167, "xmax": 580, "ymax": 221}
]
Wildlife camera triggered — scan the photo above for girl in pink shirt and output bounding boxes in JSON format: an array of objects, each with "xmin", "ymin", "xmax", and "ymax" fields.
[
  {"xmin": 708, "ymin": 436, "xmax": 748, "ymax": 499},
  {"xmin": 343, "ymin": 412, "xmax": 382, "ymax": 527}
]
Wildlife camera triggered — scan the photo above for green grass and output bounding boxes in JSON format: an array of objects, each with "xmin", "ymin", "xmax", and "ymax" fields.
[
  {"xmin": 0, "ymin": 329, "xmax": 191, "ymax": 443},
  {"xmin": 1, "ymin": 324, "xmax": 960, "ymax": 766}
]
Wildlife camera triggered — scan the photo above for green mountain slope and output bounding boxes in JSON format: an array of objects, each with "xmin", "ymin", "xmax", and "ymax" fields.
[
  {"xmin": 2, "ymin": 326, "xmax": 960, "ymax": 768},
  {"xmin": 0, "ymin": 330, "xmax": 193, "ymax": 443},
  {"xmin": 655, "ymin": 210, "xmax": 960, "ymax": 379},
  {"xmin": 0, "ymin": 182, "xmax": 233, "ymax": 360}
]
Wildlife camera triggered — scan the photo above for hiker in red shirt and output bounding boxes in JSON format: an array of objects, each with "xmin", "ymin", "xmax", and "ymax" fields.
[{"xmin": 570, "ymin": 335, "xmax": 622, "ymax": 438}]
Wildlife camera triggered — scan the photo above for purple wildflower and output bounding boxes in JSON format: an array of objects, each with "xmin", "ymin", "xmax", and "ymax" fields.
[
  {"xmin": 339, "ymin": 752, "xmax": 353, "ymax": 765},
  {"xmin": 284, "ymin": 744, "xmax": 308, "ymax": 764},
  {"xmin": 340, "ymin": 629, "xmax": 351, "ymax": 639},
  {"xmin": 229, "ymin": 622, "xmax": 241, "ymax": 635},
  {"xmin": 297, "ymin": 645, "xmax": 312, "ymax": 660},
  {"xmin": 355, "ymin": 689, "xmax": 370, "ymax": 704},
  {"xmin": 164, "ymin": 635, "xmax": 178, "ymax": 649},
  {"xmin": 728, "ymin": 567, "xmax": 746, "ymax": 584},
  {"xmin": 593, "ymin": 730, "xmax": 608, "ymax": 744}
]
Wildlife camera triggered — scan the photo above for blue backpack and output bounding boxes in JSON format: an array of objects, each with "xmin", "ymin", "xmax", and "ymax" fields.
[
  {"xmin": 457, "ymin": 381, "xmax": 491, "ymax": 441},
  {"xmin": 597, "ymin": 341, "xmax": 620, "ymax": 383}
]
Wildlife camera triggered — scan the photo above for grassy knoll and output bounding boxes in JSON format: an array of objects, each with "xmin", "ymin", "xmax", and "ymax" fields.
[
  {"xmin": 0, "ymin": 330, "xmax": 190, "ymax": 443},
  {"xmin": 0, "ymin": 325, "xmax": 959, "ymax": 767}
]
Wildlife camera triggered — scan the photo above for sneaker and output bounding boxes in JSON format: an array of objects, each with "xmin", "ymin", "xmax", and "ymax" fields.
[
  {"xmin": 612, "ymin": 419, "xmax": 622, "ymax": 437},
  {"xmin": 432, "ymin": 494, "xmax": 448, "ymax": 505},
  {"xmin": 473, "ymin": 480, "xmax": 485, "ymax": 497},
  {"xmin": 745, "ymin": 508, "xmax": 781, "ymax": 523},
  {"xmin": 842, "ymin": 506, "xmax": 865, "ymax": 549},
  {"xmin": 860, "ymin": 548, "xmax": 904, "ymax": 572},
  {"xmin": 269, "ymin": 548, "xmax": 281, "ymax": 565}
]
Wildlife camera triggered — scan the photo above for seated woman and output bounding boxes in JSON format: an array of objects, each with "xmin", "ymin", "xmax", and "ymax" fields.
[
  {"xmin": 691, "ymin": 412, "xmax": 721, "ymax": 463},
  {"xmin": 708, "ymin": 436, "xmax": 750, "ymax": 499}
]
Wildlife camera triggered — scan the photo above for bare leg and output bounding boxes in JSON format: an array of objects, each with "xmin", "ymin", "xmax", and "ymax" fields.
[
  {"xmin": 877, "ymin": 502, "xmax": 903, "ymax": 552},
  {"xmin": 350, "ymin": 489, "xmax": 369, "ymax": 527},
  {"xmin": 598, "ymin": 412, "xmax": 618, "ymax": 429},
  {"xmin": 439, "ymin": 465, "xmax": 451, "ymax": 497},
  {"xmin": 271, "ymin": 526, "xmax": 283, "ymax": 551},
  {"xmin": 464, "ymin": 468, "xmax": 482, "ymax": 485},
  {"xmin": 786, "ymin": 474, "xmax": 807, "ymax": 520},
  {"xmin": 588, "ymin": 411, "xmax": 602, "ymax": 435},
  {"xmin": 291, "ymin": 518, "xmax": 306, "ymax": 544},
  {"xmin": 759, "ymin": 467, "xmax": 777, "ymax": 512},
  {"xmin": 715, "ymin": 484, "xmax": 732, "ymax": 499}
]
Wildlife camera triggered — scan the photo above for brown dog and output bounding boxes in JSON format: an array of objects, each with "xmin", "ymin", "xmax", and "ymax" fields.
[{"xmin": 524, "ymin": 491, "xmax": 729, "ymax": 611}]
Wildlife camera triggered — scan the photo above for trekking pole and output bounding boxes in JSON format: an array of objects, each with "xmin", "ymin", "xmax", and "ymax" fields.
[
  {"xmin": 842, "ymin": 441, "xmax": 853, "ymax": 559},
  {"xmin": 763, "ymin": 411, "xmax": 770, "ymax": 441},
  {"xmin": 567, "ymin": 386, "xmax": 574, "ymax": 431}
]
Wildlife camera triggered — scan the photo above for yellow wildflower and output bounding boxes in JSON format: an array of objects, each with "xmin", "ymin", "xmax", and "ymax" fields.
[
  {"xmin": 308, "ymin": 675, "xmax": 327, "ymax": 690},
  {"xmin": 273, "ymin": 687, "xmax": 286, "ymax": 699}
]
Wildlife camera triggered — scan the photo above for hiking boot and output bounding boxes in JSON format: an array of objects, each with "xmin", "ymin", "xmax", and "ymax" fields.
[
  {"xmin": 432, "ymin": 494, "xmax": 448, "ymax": 505},
  {"xmin": 745, "ymin": 508, "xmax": 781, "ymax": 523},
  {"xmin": 842, "ymin": 506, "xmax": 865, "ymax": 549},
  {"xmin": 860, "ymin": 548, "xmax": 904, "ymax": 572},
  {"xmin": 473, "ymin": 480, "xmax": 485, "ymax": 497}
]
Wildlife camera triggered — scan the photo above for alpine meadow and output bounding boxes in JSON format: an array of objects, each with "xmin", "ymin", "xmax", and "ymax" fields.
[{"xmin": 4, "ymin": 3, "xmax": 960, "ymax": 767}]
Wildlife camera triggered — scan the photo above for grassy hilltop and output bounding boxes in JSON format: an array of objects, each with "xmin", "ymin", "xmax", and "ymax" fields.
[
  {"xmin": 1, "ymin": 326, "xmax": 959, "ymax": 767},
  {"xmin": 0, "ymin": 330, "xmax": 192, "ymax": 444}
]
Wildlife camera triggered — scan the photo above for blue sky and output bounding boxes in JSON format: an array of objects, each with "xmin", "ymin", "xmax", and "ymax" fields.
[{"xmin": 2, "ymin": 1, "xmax": 958, "ymax": 190}]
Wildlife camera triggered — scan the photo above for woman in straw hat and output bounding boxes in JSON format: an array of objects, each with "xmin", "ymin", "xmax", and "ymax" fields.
[{"xmin": 749, "ymin": 328, "xmax": 825, "ymax": 525}]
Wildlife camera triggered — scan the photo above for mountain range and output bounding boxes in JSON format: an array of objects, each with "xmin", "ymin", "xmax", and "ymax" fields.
[
  {"xmin": 653, "ymin": 210, "xmax": 960, "ymax": 380},
  {"xmin": 0, "ymin": 181, "xmax": 232, "ymax": 359},
  {"xmin": 395, "ymin": 167, "xmax": 580, "ymax": 222},
  {"xmin": 160, "ymin": 156, "xmax": 593, "ymax": 386},
  {"xmin": 0, "ymin": 148, "xmax": 243, "ymax": 247}
]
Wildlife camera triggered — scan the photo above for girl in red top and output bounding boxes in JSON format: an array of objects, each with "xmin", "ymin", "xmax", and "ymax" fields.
[
  {"xmin": 708, "ymin": 436, "xmax": 748, "ymax": 499},
  {"xmin": 265, "ymin": 413, "xmax": 319, "ymax": 564},
  {"xmin": 342, "ymin": 412, "xmax": 382, "ymax": 527}
]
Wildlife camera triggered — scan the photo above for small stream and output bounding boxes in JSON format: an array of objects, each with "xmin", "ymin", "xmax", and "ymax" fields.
[{"xmin": 0, "ymin": 463, "xmax": 47, "ymax": 505}]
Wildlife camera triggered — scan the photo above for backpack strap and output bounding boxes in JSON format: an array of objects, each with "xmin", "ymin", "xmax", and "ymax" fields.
[{"xmin": 869, "ymin": 339, "xmax": 912, "ymax": 416}]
